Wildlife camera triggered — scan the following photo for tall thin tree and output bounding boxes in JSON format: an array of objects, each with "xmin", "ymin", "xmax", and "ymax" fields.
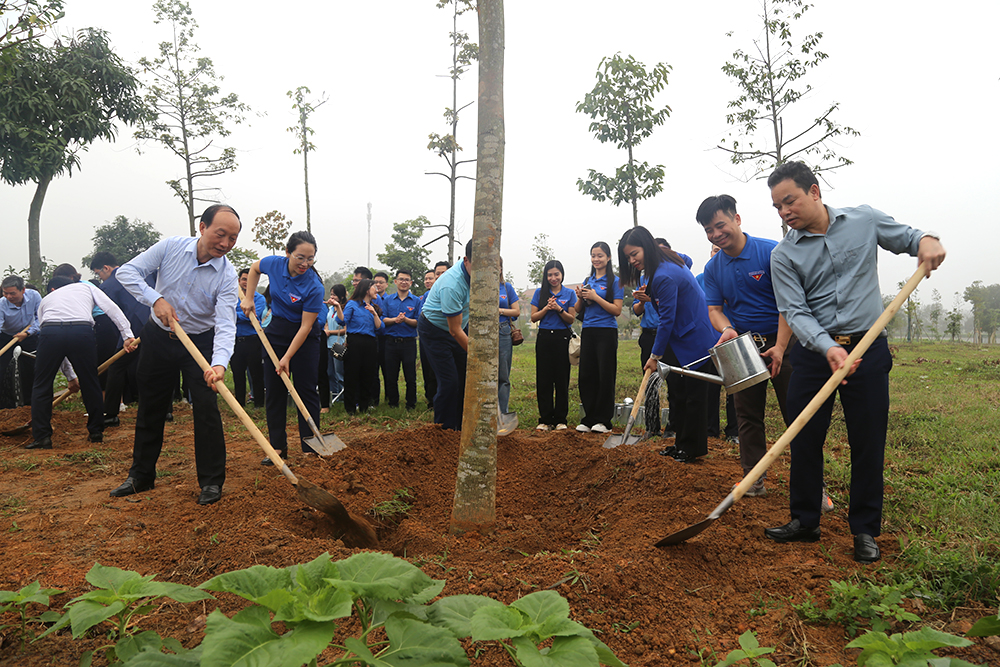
[{"xmin": 287, "ymin": 86, "xmax": 327, "ymax": 233}]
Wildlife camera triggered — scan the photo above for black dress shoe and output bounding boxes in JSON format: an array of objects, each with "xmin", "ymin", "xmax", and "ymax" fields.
[
  {"xmin": 88, "ymin": 432, "xmax": 103, "ymax": 443},
  {"xmin": 25, "ymin": 436, "xmax": 52, "ymax": 450},
  {"xmin": 165, "ymin": 412, "xmax": 173, "ymax": 422},
  {"xmin": 261, "ymin": 451, "xmax": 287, "ymax": 466},
  {"xmin": 666, "ymin": 447, "xmax": 698, "ymax": 463},
  {"xmin": 853, "ymin": 534, "xmax": 881, "ymax": 563},
  {"xmin": 109, "ymin": 477, "xmax": 154, "ymax": 497},
  {"xmin": 198, "ymin": 485, "xmax": 222, "ymax": 505},
  {"xmin": 764, "ymin": 519, "xmax": 821, "ymax": 543},
  {"xmin": 104, "ymin": 416, "xmax": 120, "ymax": 427}
]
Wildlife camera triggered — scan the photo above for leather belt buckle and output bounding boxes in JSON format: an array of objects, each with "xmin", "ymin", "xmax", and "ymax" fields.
[{"xmin": 833, "ymin": 334, "xmax": 852, "ymax": 346}]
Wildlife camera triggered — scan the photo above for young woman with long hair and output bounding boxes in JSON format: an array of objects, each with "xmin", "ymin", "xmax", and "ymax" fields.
[
  {"xmin": 242, "ymin": 231, "xmax": 325, "ymax": 464},
  {"xmin": 530, "ymin": 259, "xmax": 577, "ymax": 430},
  {"xmin": 618, "ymin": 226, "xmax": 718, "ymax": 463},
  {"xmin": 335, "ymin": 278, "xmax": 382, "ymax": 413},
  {"xmin": 574, "ymin": 241, "xmax": 623, "ymax": 433}
]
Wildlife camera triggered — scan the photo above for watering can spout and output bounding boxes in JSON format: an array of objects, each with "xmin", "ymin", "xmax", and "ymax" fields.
[{"xmin": 657, "ymin": 361, "xmax": 726, "ymax": 386}]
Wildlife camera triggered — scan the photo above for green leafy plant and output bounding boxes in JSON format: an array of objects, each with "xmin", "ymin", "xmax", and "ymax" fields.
[
  {"xmin": 38, "ymin": 562, "xmax": 212, "ymax": 666},
  {"xmin": 0, "ymin": 581, "xmax": 62, "ymax": 651},
  {"xmin": 712, "ymin": 630, "xmax": 776, "ymax": 666},
  {"xmin": 967, "ymin": 611, "xmax": 1000, "ymax": 637},
  {"xmin": 370, "ymin": 487, "xmax": 414, "ymax": 523},
  {"xmin": 794, "ymin": 579, "xmax": 921, "ymax": 636},
  {"xmin": 845, "ymin": 627, "xmax": 977, "ymax": 666}
]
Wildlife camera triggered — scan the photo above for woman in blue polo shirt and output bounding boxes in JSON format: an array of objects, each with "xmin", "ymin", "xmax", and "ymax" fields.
[
  {"xmin": 530, "ymin": 259, "xmax": 577, "ymax": 430},
  {"xmin": 242, "ymin": 231, "xmax": 325, "ymax": 463},
  {"xmin": 574, "ymin": 242, "xmax": 623, "ymax": 433},
  {"xmin": 618, "ymin": 226, "xmax": 718, "ymax": 463},
  {"xmin": 335, "ymin": 278, "xmax": 382, "ymax": 414},
  {"xmin": 497, "ymin": 260, "xmax": 520, "ymax": 415}
]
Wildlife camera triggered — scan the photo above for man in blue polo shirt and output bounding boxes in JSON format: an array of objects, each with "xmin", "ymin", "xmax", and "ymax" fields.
[
  {"xmin": 697, "ymin": 194, "xmax": 794, "ymax": 498},
  {"xmin": 416, "ymin": 240, "xmax": 473, "ymax": 431},
  {"xmin": 381, "ymin": 269, "xmax": 421, "ymax": 409},
  {"xmin": 1, "ymin": 275, "xmax": 42, "ymax": 408}
]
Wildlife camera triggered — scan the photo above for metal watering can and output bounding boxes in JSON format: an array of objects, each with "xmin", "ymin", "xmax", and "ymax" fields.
[{"xmin": 657, "ymin": 332, "xmax": 771, "ymax": 395}]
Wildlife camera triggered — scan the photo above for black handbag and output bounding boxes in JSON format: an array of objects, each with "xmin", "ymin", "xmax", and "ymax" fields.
[{"xmin": 331, "ymin": 342, "xmax": 346, "ymax": 359}]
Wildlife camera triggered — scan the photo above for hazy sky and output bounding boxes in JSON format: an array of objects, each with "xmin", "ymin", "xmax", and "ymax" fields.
[{"xmin": 1, "ymin": 0, "xmax": 995, "ymax": 310}]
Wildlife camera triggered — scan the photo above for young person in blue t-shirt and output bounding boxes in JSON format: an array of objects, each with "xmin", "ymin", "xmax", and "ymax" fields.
[
  {"xmin": 530, "ymin": 259, "xmax": 577, "ymax": 430},
  {"xmin": 242, "ymin": 231, "xmax": 325, "ymax": 464},
  {"xmin": 335, "ymin": 278, "xmax": 383, "ymax": 414},
  {"xmin": 574, "ymin": 242, "xmax": 623, "ymax": 433}
]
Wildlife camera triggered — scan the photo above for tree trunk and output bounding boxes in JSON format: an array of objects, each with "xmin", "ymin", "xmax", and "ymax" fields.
[
  {"xmin": 28, "ymin": 173, "xmax": 52, "ymax": 284},
  {"xmin": 302, "ymin": 107, "xmax": 312, "ymax": 233},
  {"xmin": 451, "ymin": 0, "xmax": 504, "ymax": 535}
]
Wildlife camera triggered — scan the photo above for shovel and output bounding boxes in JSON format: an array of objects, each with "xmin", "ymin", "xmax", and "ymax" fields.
[
  {"xmin": 171, "ymin": 319, "xmax": 378, "ymax": 549},
  {"xmin": 239, "ymin": 287, "xmax": 345, "ymax": 456},
  {"xmin": 655, "ymin": 263, "xmax": 928, "ymax": 546},
  {"xmin": 604, "ymin": 368, "xmax": 653, "ymax": 448},
  {"xmin": 0, "ymin": 324, "xmax": 31, "ymax": 358},
  {"xmin": 1, "ymin": 339, "xmax": 141, "ymax": 436},
  {"xmin": 497, "ymin": 407, "xmax": 518, "ymax": 436}
]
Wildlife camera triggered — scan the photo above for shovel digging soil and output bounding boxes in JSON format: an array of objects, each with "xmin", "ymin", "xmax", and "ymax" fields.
[
  {"xmin": 497, "ymin": 407, "xmax": 518, "ymax": 436},
  {"xmin": 604, "ymin": 368, "xmax": 653, "ymax": 448},
  {"xmin": 171, "ymin": 319, "xmax": 378, "ymax": 549},
  {"xmin": 239, "ymin": 287, "xmax": 345, "ymax": 456},
  {"xmin": 655, "ymin": 263, "xmax": 928, "ymax": 546}
]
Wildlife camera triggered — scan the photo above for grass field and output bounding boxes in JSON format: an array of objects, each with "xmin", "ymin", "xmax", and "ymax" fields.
[{"xmin": 219, "ymin": 338, "xmax": 1000, "ymax": 607}]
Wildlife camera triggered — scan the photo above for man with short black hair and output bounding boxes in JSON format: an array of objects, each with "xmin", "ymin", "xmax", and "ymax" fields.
[
  {"xmin": 0, "ymin": 275, "xmax": 41, "ymax": 408},
  {"xmin": 763, "ymin": 162, "xmax": 946, "ymax": 563},
  {"xmin": 433, "ymin": 261, "xmax": 450, "ymax": 277},
  {"xmin": 381, "ymin": 269, "xmax": 421, "ymax": 409},
  {"xmin": 352, "ymin": 266, "xmax": 373, "ymax": 288}
]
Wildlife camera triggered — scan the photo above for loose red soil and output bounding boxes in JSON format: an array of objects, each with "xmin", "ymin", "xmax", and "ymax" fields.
[{"xmin": 0, "ymin": 403, "xmax": 995, "ymax": 665}]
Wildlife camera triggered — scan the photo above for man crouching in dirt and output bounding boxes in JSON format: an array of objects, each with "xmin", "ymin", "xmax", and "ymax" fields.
[
  {"xmin": 108, "ymin": 205, "xmax": 241, "ymax": 506},
  {"xmin": 763, "ymin": 162, "xmax": 945, "ymax": 563}
]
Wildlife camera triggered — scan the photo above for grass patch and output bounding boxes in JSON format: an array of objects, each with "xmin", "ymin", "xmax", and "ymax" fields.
[{"xmin": 1, "ymin": 494, "xmax": 26, "ymax": 515}]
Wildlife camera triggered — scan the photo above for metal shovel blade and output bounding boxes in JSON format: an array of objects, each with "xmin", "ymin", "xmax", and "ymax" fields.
[
  {"xmin": 655, "ymin": 494, "xmax": 735, "ymax": 546},
  {"xmin": 305, "ymin": 431, "xmax": 347, "ymax": 455},
  {"xmin": 497, "ymin": 410, "xmax": 518, "ymax": 437},
  {"xmin": 1, "ymin": 424, "xmax": 30, "ymax": 437},
  {"xmin": 603, "ymin": 425, "xmax": 642, "ymax": 449}
]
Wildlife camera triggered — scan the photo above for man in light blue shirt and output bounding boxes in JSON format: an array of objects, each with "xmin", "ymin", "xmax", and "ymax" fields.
[
  {"xmin": 0, "ymin": 275, "xmax": 41, "ymax": 408},
  {"xmin": 763, "ymin": 162, "xmax": 946, "ymax": 563},
  {"xmin": 109, "ymin": 204, "xmax": 242, "ymax": 506}
]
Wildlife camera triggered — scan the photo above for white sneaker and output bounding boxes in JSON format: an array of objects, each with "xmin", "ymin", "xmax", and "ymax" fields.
[
  {"xmin": 535, "ymin": 424, "xmax": 550, "ymax": 431},
  {"xmin": 821, "ymin": 490, "xmax": 835, "ymax": 513},
  {"xmin": 555, "ymin": 424, "xmax": 568, "ymax": 431},
  {"xmin": 575, "ymin": 424, "xmax": 591, "ymax": 432},
  {"xmin": 119, "ymin": 402, "xmax": 126, "ymax": 413},
  {"xmin": 590, "ymin": 423, "xmax": 610, "ymax": 434}
]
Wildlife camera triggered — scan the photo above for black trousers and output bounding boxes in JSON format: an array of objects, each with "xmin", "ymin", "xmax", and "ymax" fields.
[
  {"xmin": 262, "ymin": 316, "xmax": 320, "ymax": 454},
  {"xmin": 417, "ymin": 316, "xmax": 467, "ymax": 431},
  {"xmin": 230, "ymin": 335, "xmax": 264, "ymax": 408},
  {"xmin": 419, "ymin": 338, "xmax": 438, "ymax": 406},
  {"xmin": 707, "ymin": 385, "xmax": 739, "ymax": 438},
  {"xmin": 578, "ymin": 327, "xmax": 617, "ymax": 428},
  {"xmin": 384, "ymin": 337, "xmax": 418, "ymax": 408},
  {"xmin": 93, "ymin": 313, "xmax": 118, "ymax": 390},
  {"xmin": 786, "ymin": 338, "xmax": 892, "ymax": 536},
  {"xmin": 129, "ymin": 320, "xmax": 226, "ymax": 489},
  {"xmin": 31, "ymin": 324, "xmax": 104, "ymax": 441},
  {"xmin": 734, "ymin": 332, "xmax": 793, "ymax": 475},
  {"xmin": 103, "ymin": 344, "xmax": 140, "ymax": 416},
  {"xmin": 0, "ymin": 332, "xmax": 37, "ymax": 407},
  {"xmin": 373, "ymin": 334, "xmax": 385, "ymax": 407},
  {"xmin": 672, "ymin": 359, "xmax": 712, "ymax": 458},
  {"xmin": 343, "ymin": 333, "xmax": 378, "ymax": 414},
  {"xmin": 536, "ymin": 328, "xmax": 571, "ymax": 426}
]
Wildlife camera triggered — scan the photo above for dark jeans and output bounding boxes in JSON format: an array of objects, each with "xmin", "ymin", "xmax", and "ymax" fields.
[
  {"xmin": 578, "ymin": 327, "xmax": 617, "ymax": 428},
  {"xmin": 231, "ymin": 335, "xmax": 264, "ymax": 408},
  {"xmin": 419, "ymin": 338, "xmax": 437, "ymax": 406},
  {"xmin": 0, "ymin": 332, "xmax": 37, "ymax": 407},
  {"xmin": 262, "ymin": 316, "xmax": 320, "ymax": 455},
  {"xmin": 344, "ymin": 333, "xmax": 378, "ymax": 414},
  {"xmin": 31, "ymin": 324, "xmax": 104, "ymax": 441},
  {"xmin": 536, "ymin": 328, "xmax": 571, "ymax": 426},
  {"xmin": 734, "ymin": 332, "xmax": 793, "ymax": 476},
  {"xmin": 128, "ymin": 320, "xmax": 226, "ymax": 489},
  {"xmin": 418, "ymin": 315, "xmax": 467, "ymax": 431},
  {"xmin": 385, "ymin": 337, "xmax": 418, "ymax": 408},
  {"xmin": 786, "ymin": 338, "xmax": 892, "ymax": 535}
]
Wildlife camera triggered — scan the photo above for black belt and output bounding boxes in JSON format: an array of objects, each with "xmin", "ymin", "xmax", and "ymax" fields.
[
  {"xmin": 41, "ymin": 321, "xmax": 91, "ymax": 328},
  {"xmin": 831, "ymin": 329, "xmax": 887, "ymax": 346},
  {"xmin": 388, "ymin": 336, "xmax": 415, "ymax": 343}
]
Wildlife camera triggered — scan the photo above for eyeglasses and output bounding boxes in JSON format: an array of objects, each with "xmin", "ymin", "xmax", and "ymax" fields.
[
  {"xmin": 292, "ymin": 254, "xmax": 315, "ymax": 264},
  {"xmin": 396, "ymin": 278, "xmax": 412, "ymax": 283}
]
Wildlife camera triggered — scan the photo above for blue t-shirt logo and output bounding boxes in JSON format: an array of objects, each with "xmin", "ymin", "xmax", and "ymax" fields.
[{"xmin": 749, "ymin": 271, "xmax": 765, "ymax": 282}]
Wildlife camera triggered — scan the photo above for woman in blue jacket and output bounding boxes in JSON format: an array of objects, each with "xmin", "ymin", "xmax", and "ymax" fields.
[
  {"xmin": 336, "ymin": 278, "xmax": 382, "ymax": 414},
  {"xmin": 618, "ymin": 226, "xmax": 718, "ymax": 463}
]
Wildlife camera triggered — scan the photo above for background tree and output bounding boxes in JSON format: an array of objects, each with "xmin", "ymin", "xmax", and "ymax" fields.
[
  {"xmin": 287, "ymin": 86, "xmax": 327, "ymax": 233},
  {"xmin": 134, "ymin": 0, "xmax": 249, "ymax": 236},
  {"xmin": 576, "ymin": 53, "xmax": 671, "ymax": 227},
  {"xmin": 0, "ymin": 28, "xmax": 145, "ymax": 283},
  {"xmin": 929, "ymin": 288, "xmax": 942, "ymax": 341},
  {"xmin": 81, "ymin": 215, "xmax": 162, "ymax": 268},
  {"xmin": 963, "ymin": 281, "xmax": 1000, "ymax": 344},
  {"xmin": 718, "ymin": 0, "xmax": 860, "ymax": 234},
  {"xmin": 0, "ymin": 0, "xmax": 64, "ymax": 69},
  {"xmin": 452, "ymin": 0, "xmax": 502, "ymax": 535},
  {"xmin": 425, "ymin": 0, "xmax": 478, "ymax": 265},
  {"xmin": 226, "ymin": 246, "xmax": 259, "ymax": 272},
  {"xmin": 252, "ymin": 210, "xmax": 292, "ymax": 255},
  {"xmin": 526, "ymin": 233, "xmax": 554, "ymax": 285},
  {"xmin": 377, "ymin": 216, "xmax": 432, "ymax": 279},
  {"xmin": 945, "ymin": 293, "xmax": 965, "ymax": 342}
]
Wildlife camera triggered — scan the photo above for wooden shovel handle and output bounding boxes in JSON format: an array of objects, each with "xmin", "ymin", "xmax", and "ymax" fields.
[
  {"xmin": 238, "ymin": 287, "xmax": 324, "ymax": 442},
  {"xmin": 628, "ymin": 368, "xmax": 654, "ymax": 420},
  {"xmin": 731, "ymin": 262, "xmax": 928, "ymax": 502},
  {"xmin": 0, "ymin": 324, "xmax": 32, "ymax": 357},
  {"xmin": 170, "ymin": 319, "xmax": 297, "ymax": 484},
  {"xmin": 97, "ymin": 337, "xmax": 140, "ymax": 375}
]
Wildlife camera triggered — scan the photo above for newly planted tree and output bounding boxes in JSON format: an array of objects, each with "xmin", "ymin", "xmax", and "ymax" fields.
[
  {"xmin": 287, "ymin": 85, "xmax": 327, "ymax": 233},
  {"xmin": 576, "ymin": 53, "xmax": 671, "ymax": 227},
  {"xmin": 135, "ymin": 0, "xmax": 249, "ymax": 236},
  {"xmin": 425, "ymin": 0, "xmax": 478, "ymax": 265},
  {"xmin": 718, "ymin": 0, "xmax": 860, "ymax": 232},
  {"xmin": 0, "ymin": 28, "xmax": 145, "ymax": 283}
]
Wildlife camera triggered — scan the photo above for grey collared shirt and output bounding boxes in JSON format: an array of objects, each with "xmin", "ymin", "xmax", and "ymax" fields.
[
  {"xmin": 770, "ymin": 204, "xmax": 929, "ymax": 355},
  {"xmin": 117, "ymin": 236, "xmax": 238, "ymax": 368}
]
